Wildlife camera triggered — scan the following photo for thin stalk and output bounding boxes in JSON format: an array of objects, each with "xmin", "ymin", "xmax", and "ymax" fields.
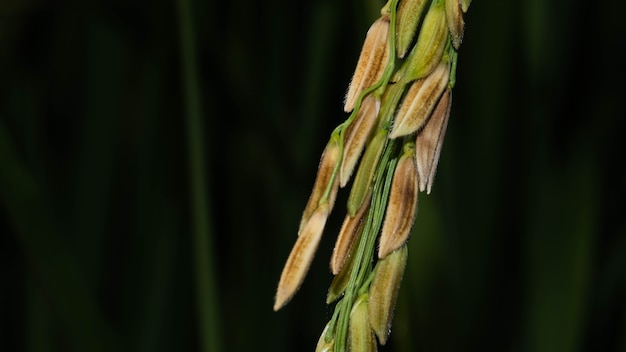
[
  {"xmin": 176, "ymin": 0, "xmax": 221, "ymax": 351},
  {"xmin": 331, "ymin": 138, "xmax": 399, "ymax": 352}
]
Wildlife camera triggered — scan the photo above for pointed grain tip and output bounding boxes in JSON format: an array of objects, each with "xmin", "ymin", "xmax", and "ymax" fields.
[{"xmin": 273, "ymin": 299, "xmax": 283, "ymax": 312}]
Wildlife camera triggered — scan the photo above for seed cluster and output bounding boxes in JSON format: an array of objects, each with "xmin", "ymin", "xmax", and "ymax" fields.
[{"xmin": 274, "ymin": 0, "xmax": 471, "ymax": 350}]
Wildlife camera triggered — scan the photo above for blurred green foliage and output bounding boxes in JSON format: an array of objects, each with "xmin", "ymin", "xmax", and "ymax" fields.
[{"xmin": 1, "ymin": 0, "xmax": 625, "ymax": 351}]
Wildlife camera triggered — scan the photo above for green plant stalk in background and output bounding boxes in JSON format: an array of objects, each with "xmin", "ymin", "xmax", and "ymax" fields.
[{"xmin": 177, "ymin": 0, "xmax": 221, "ymax": 351}]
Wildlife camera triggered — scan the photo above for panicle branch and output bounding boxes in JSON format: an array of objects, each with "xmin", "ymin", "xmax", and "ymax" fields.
[{"xmin": 275, "ymin": 0, "xmax": 471, "ymax": 350}]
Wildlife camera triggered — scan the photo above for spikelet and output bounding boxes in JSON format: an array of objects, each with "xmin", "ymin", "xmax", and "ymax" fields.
[
  {"xmin": 298, "ymin": 135, "xmax": 341, "ymax": 234},
  {"xmin": 403, "ymin": 0, "xmax": 448, "ymax": 82},
  {"xmin": 340, "ymin": 95, "xmax": 380, "ymax": 187},
  {"xmin": 389, "ymin": 62, "xmax": 449, "ymax": 139},
  {"xmin": 344, "ymin": 16, "xmax": 390, "ymax": 113},
  {"xmin": 395, "ymin": 0, "xmax": 428, "ymax": 58},
  {"xmin": 347, "ymin": 130, "xmax": 387, "ymax": 216},
  {"xmin": 327, "ymin": 240, "xmax": 357, "ymax": 303},
  {"xmin": 349, "ymin": 294, "xmax": 377, "ymax": 352},
  {"xmin": 368, "ymin": 245, "xmax": 408, "ymax": 345},
  {"xmin": 445, "ymin": 0, "xmax": 464, "ymax": 49},
  {"xmin": 415, "ymin": 89, "xmax": 452, "ymax": 194},
  {"xmin": 378, "ymin": 145, "xmax": 418, "ymax": 259},
  {"xmin": 331, "ymin": 193, "xmax": 370, "ymax": 275},
  {"xmin": 274, "ymin": 204, "xmax": 329, "ymax": 311}
]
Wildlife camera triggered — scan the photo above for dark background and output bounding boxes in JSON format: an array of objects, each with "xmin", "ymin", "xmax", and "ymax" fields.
[{"xmin": 1, "ymin": 0, "xmax": 625, "ymax": 351}]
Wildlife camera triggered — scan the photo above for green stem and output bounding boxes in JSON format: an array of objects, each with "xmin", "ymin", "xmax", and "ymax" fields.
[
  {"xmin": 331, "ymin": 138, "xmax": 399, "ymax": 352},
  {"xmin": 176, "ymin": 1, "xmax": 221, "ymax": 351}
]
